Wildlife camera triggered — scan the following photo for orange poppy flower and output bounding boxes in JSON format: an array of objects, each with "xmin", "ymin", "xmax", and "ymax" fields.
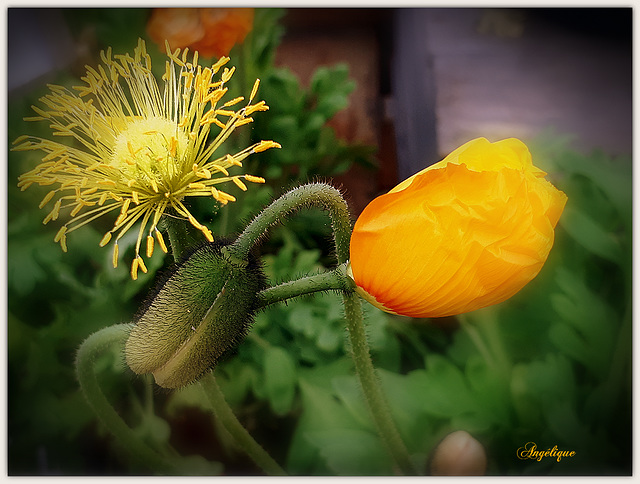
[
  {"xmin": 348, "ymin": 137, "xmax": 567, "ymax": 318},
  {"xmin": 147, "ymin": 8, "xmax": 254, "ymax": 58}
]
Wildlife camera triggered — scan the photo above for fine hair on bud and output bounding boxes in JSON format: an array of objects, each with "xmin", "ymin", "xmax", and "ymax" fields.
[{"xmin": 125, "ymin": 239, "xmax": 266, "ymax": 389}]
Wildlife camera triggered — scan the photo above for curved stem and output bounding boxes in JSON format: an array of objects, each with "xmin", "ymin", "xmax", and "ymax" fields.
[
  {"xmin": 76, "ymin": 324, "xmax": 181, "ymax": 475},
  {"xmin": 199, "ymin": 372, "xmax": 287, "ymax": 476},
  {"xmin": 342, "ymin": 293, "xmax": 418, "ymax": 475},
  {"xmin": 229, "ymin": 183, "xmax": 352, "ymax": 264},
  {"xmin": 163, "ymin": 201, "xmax": 285, "ymax": 474},
  {"xmin": 257, "ymin": 263, "xmax": 352, "ymax": 309},
  {"xmin": 233, "ymin": 182, "xmax": 416, "ymax": 474}
]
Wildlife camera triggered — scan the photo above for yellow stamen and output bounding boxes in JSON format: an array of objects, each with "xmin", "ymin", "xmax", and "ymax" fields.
[
  {"xmin": 54, "ymin": 226, "xmax": 67, "ymax": 243},
  {"xmin": 155, "ymin": 229, "xmax": 168, "ymax": 254},
  {"xmin": 100, "ymin": 232, "xmax": 112, "ymax": 247},
  {"xmin": 39, "ymin": 190, "xmax": 56, "ymax": 209},
  {"xmin": 131, "ymin": 257, "xmax": 139, "ymax": 280},
  {"xmin": 146, "ymin": 235, "xmax": 154, "ymax": 258},
  {"xmin": 202, "ymin": 226, "xmax": 214, "ymax": 243},
  {"xmin": 249, "ymin": 78, "xmax": 260, "ymax": 101},
  {"xmin": 113, "ymin": 243, "xmax": 119, "ymax": 268},
  {"xmin": 212, "ymin": 164, "xmax": 229, "ymax": 176},
  {"xmin": 70, "ymin": 203, "xmax": 83, "ymax": 217},
  {"xmin": 244, "ymin": 174, "xmax": 266, "ymax": 184},
  {"xmin": 14, "ymin": 39, "xmax": 276, "ymax": 280},
  {"xmin": 253, "ymin": 140, "xmax": 282, "ymax": 153},
  {"xmin": 233, "ymin": 177, "xmax": 247, "ymax": 191},
  {"xmin": 137, "ymin": 256, "xmax": 148, "ymax": 274}
]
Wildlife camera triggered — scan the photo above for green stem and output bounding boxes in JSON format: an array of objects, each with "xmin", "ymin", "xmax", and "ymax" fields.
[
  {"xmin": 257, "ymin": 263, "xmax": 351, "ymax": 309},
  {"xmin": 199, "ymin": 372, "xmax": 287, "ymax": 476},
  {"xmin": 229, "ymin": 183, "xmax": 351, "ymax": 264},
  {"xmin": 162, "ymin": 201, "xmax": 284, "ymax": 474},
  {"xmin": 342, "ymin": 292, "xmax": 418, "ymax": 475},
  {"xmin": 163, "ymin": 213, "xmax": 202, "ymax": 260},
  {"xmin": 231, "ymin": 182, "xmax": 416, "ymax": 474},
  {"xmin": 76, "ymin": 324, "xmax": 181, "ymax": 475}
]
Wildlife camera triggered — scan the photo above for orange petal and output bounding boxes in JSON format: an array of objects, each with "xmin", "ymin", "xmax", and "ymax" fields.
[{"xmin": 349, "ymin": 139, "xmax": 567, "ymax": 318}]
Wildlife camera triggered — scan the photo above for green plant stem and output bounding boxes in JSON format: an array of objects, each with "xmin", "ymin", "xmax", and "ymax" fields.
[
  {"xmin": 76, "ymin": 324, "xmax": 181, "ymax": 475},
  {"xmin": 257, "ymin": 263, "xmax": 351, "ymax": 309},
  {"xmin": 229, "ymin": 183, "xmax": 351, "ymax": 264},
  {"xmin": 199, "ymin": 372, "xmax": 287, "ymax": 476},
  {"xmin": 163, "ymin": 213, "xmax": 201, "ymax": 260},
  {"xmin": 232, "ymin": 182, "xmax": 416, "ymax": 474},
  {"xmin": 163, "ymin": 200, "xmax": 284, "ymax": 474},
  {"xmin": 161, "ymin": 183, "xmax": 414, "ymax": 474},
  {"xmin": 342, "ymin": 292, "xmax": 418, "ymax": 475}
]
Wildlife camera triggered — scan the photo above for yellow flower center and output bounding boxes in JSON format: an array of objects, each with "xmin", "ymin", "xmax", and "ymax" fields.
[{"xmin": 111, "ymin": 116, "xmax": 189, "ymax": 190}]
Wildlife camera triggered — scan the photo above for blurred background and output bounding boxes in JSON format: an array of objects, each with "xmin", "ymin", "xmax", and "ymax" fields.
[{"xmin": 7, "ymin": 7, "xmax": 632, "ymax": 476}]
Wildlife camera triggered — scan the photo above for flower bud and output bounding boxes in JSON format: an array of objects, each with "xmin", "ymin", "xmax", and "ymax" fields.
[
  {"xmin": 430, "ymin": 430, "xmax": 487, "ymax": 476},
  {"xmin": 348, "ymin": 137, "xmax": 567, "ymax": 318},
  {"xmin": 125, "ymin": 241, "xmax": 266, "ymax": 389}
]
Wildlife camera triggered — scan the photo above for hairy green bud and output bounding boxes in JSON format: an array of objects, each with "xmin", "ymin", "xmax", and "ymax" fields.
[{"xmin": 125, "ymin": 241, "xmax": 266, "ymax": 389}]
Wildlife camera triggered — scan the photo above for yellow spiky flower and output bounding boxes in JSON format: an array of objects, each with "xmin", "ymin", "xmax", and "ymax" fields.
[{"xmin": 14, "ymin": 38, "xmax": 280, "ymax": 279}]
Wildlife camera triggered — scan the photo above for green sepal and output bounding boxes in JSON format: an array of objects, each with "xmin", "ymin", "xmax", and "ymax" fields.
[{"xmin": 125, "ymin": 240, "xmax": 266, "ymax": 389}]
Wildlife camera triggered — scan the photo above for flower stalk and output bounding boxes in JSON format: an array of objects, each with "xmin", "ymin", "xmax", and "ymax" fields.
[
  {"xmin": 230, "ymin": 183, "xmax": 416, "ymax": 474},
  {"xmin": 76, "ymin": 182, "xmax": 417, "ymax": 475},
  {"xmin": 76, "ymin": 324, "xmax": 182, "ymax": 474},
  {"xmin": 229, "ymin": 183, "xmax": 351, "ymax": 264},
  {"xmin": 199, "ymin": 373, "xmax": 286, "ymax": 476},
  {"xmin": 342, "ymin": 292, "xmax": 418, "ymax": 475},
  {"xmin": 257, "ymin": 263, "xmax": 352, "ymax": 309}
]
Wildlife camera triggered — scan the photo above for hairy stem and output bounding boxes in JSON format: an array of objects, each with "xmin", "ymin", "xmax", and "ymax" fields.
[
  {"xmin": 163, "ymin": 213, "xmax": 202, "ymax": 260},
  {"xmin": 229, "ymin": 183, "xmax": 351, "ymax": 264},
  {"xmin": 200, "ymin": 372, "xmax": 287, "ymax": 476},
  {"xmin": 76, "ymin": 324, "xmax": 181, "ymax": 475},
  {"xmin": 163, "ymin": 201, "xmax": 287, "ymax": 473},
  {"xmin": 257, "ymin": 263, "xmax": 352, "ymax": 309},
  {"xmin": 342, "ymin": 292, "xmax": 418, "ymax": 475},
  {"xmin": 234, "ymin": 183, "xmax": 415, "ymax": 473}
]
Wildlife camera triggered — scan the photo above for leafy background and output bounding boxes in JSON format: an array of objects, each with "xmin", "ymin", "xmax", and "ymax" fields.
[{"xmin": 7, "ymin": 8, "xmax": 632, "ymax": 476}]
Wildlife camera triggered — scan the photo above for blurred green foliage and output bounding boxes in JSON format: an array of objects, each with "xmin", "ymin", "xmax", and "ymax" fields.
[{"xmin": 7, "ymin": 8, "xmax": 631, "ymax": 477}]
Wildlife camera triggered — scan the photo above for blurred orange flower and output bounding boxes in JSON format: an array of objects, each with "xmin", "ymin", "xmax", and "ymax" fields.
[
  {"xmin": 348, "ymin": 137, "xmax": 567, "ymax": 318},
  {"xmin": 147, "ymin": 8, "xmax": 254, "ymax": 58}
]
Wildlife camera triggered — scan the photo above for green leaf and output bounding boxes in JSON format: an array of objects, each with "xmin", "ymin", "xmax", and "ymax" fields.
[
  {"xmin": 331, "ymin": 375, "xmax": 375, "ymax": 431},
  {"xmin": 292, "ymin": 249, "xmax": 322, "ymax": 274},
  {"xmin": 316, "ymin": 324, "xmax": 342, "ymax": 352},
  {"xmin": 412, "ymin": 355, "xmax": 476, "ymax": 418},
  {"xmin": 287, "ymin": 379, "xmax": 362, "ymax": 474},
  {"xmin": 306, "ymin": 428, "xmax": 392, "ymax": 475},
  {"xmin": 549, "ymin": 267, "xmax": 617, "ymax": 378},
  {"xmin": 263, "ymin": 346, "xmax": 297, "ymax": 416},
  {"xmin": 560, "ymin": 206, "xmax": 623, "ymax": 263},
  {"xmin": 465, "ymin": 357, "xmax": 512, "ymax": 428},
  {"xmin": 377, "ymin": 370, "xmax": 438, "ymax": 453},
  {"xmin": 216, "ymin": 359, "xmax": 259, "ymax": 407},
  {"xmin": 511, "ymin": 353, "xmax": 577, "ymax": 418},
  {"xmin": 287, "ymin": 304, "xmax": 317, "ymax": 338},
  {"xmin": 309, "ymin": 64, "xmax": 354, "ymax": 120}
]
